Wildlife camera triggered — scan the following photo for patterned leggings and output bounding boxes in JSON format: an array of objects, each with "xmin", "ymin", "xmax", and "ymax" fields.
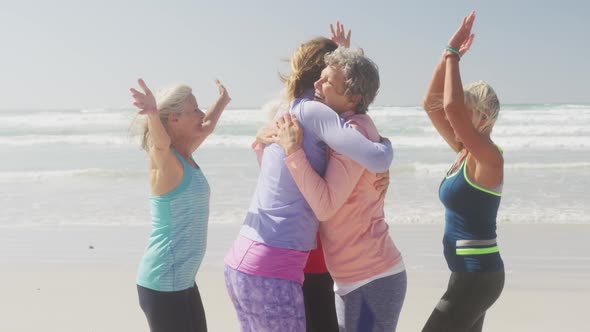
[{"xmin": 224, "ymin": 265, "xmax": 306, "ymax": 332}]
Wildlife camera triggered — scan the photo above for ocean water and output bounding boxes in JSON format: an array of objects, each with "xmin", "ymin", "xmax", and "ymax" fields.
[{"xmin": 0, "ymin": 104, "xmax": 589, "ymax": 228}]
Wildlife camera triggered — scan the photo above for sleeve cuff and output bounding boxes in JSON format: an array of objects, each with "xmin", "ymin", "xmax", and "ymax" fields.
[
  {"xmin": 251, "ymin": 140, "xmax": 265, "ymax": 151},
  {"xmin": 284, "ymin": 149, "xmax": 306, "ymax": 169}
]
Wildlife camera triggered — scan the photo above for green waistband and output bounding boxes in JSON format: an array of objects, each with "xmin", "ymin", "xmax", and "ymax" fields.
[{"xmin": 456, "ymin": 246, "xmax": 499, "ymax": 256}]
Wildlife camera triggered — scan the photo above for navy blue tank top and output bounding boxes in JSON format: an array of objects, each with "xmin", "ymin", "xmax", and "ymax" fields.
[{"xmin": 439, "ymin": 157, "xmax": 504, "ymax": 272}]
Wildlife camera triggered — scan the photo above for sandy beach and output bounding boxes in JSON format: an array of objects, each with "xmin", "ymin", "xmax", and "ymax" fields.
[{"xmin": 2, "ymin": 223, "xmax": 588, "ymax": 331}]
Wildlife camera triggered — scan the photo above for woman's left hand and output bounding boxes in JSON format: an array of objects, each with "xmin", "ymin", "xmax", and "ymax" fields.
[
  {"xmin": 215, "ymin": 79, "xmax": 231, "ymax": 104},
  {"xmin": 276, "ymin": 113, "xmax": 303, "ymax": 155},
  {"xmin": 330, "ymin": 21, "xmax": 351, "ymax": 48},
  {"xmin": 448, "ymin": 11, "xmax": 476, "ymax": 50}
]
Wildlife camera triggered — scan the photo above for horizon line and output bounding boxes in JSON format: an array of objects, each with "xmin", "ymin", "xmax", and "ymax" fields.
[{"xmin": 1, "ymin": 101, "xmax": 589, "ymax": 112}]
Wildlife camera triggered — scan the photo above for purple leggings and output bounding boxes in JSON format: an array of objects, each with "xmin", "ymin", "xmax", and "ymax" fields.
[{"xmin": 224, "ymin": 265, "xmax": 305, "ymax": 332}]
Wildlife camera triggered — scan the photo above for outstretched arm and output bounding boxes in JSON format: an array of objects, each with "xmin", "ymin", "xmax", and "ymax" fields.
[
  {"xmin": 201, "ymin": 79, "xmax": 231, "ymax": 135},
  {"xmin": 130, "ymin": 78, "xmax": 176, "ymax": 173},
  {"xmin": 189, "ymin": 80, "xmax": 231, "ymax": 152}
]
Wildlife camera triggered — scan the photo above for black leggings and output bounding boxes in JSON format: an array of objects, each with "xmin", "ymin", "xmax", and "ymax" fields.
[
  {"xmin": 138, "ymin": 283, "xmax": 207, "ymax": 332},
  {"xmin": 422, "ymin": 271, "xmax": 504, "ymax": 332},
  {"xmin": 303, "ymin": 272, "xmax": 339, "ymax": 332}
]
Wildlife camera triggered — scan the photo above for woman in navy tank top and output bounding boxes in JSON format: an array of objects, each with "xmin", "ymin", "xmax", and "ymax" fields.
[{"xmin": 421, "ymin": 11, "xmax": 505, "ymax": 332}]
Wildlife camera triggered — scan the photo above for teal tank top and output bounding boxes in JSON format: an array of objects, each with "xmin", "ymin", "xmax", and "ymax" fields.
[{"xmin": 137, "ymin": 149, "xmax": 210, "ymax": 291}]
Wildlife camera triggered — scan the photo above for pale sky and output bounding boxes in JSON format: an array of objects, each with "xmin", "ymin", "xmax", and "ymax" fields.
[{"xmin": 0, "ymin": 0, "xmax": 587, "ymax": 109}]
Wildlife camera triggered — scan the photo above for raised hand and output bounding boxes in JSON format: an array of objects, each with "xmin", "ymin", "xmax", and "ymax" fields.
[
  {"xmin": 448, "ymin": 11, "xmax": 476, "ymax": 51},
  {"xmin": 130, "ymin": 79, "xmax": 157, "ymax": 115},
  {"xmin": 215, "ymin": 79, "xmax": 231, "ymax": 104},
  {"xmin": 330, "ymin": 21, "xmax": 351, "ymax": 48},
  {"xmin": 459, "ymin": 33, "xmax": 475, "ymax": 56}
]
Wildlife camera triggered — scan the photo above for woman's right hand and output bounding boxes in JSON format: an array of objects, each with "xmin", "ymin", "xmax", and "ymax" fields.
[
  {"xmin": 256, "ymin": 125, "xmax": 279, "ymax": 145},
  {"xmin": 276, "ymin": 113, "xmax": 303, "ymax": 155},
  {"xmin": 330, "ymin": 21, "xmax": 351, "ymax": 48},
  {"xmin": 447, "ymin": 11, "xmax": 476, "ymax": 54},
  {"xmin": 130, "ymin": 78, "xmax": 157, "ymax": 115}
]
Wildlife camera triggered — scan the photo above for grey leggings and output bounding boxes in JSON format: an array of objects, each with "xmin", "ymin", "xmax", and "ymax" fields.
[
  {"xmin": 335, "ymin": 271, "xmax": 407, "ymax": 332},
  {"xmin": 422, "ymin": 271, "xmax": 505, "ymax": 332}
]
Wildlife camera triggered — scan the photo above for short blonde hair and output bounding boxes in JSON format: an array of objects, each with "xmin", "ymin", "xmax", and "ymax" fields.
[
  {"xmin": 136, "ymin": 84, "xmax": 192, "ymax": 151},
  {"xmin": 464, "ymin": 81, "xmax": 500, "ymax": 133}
]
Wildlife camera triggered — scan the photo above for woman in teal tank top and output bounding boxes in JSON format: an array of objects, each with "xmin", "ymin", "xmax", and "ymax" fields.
[
  {"xmin": 130, "ymin": 78, "xmax": 231, "ymax": 332},
  {"xmin": 421, "ymin": 12, "xmax": 505, "ymax": 332}
]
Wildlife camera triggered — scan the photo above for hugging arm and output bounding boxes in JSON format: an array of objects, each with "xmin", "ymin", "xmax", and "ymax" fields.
[
  {"xmin": 277, "ymin": 115, "xmax": 368, "ymax": 221},
  {"xmin": 299, "ymin": 101, "xmax": 393, "ymax": 173},
  {"xmin": 285, "ymin": 149, "xmax": 364, "ymax": 221}
]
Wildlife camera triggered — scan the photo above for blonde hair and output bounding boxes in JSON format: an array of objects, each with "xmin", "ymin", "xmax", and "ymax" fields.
[
  {"xmin": 280, "ymin": 37, "xmax": 338, "ymax": 103},
  {"xmin": 261, "ymin": 94, "xmax": 287, "ymax": 121},
  {"xmin": 134, "ymin": 84, "xmax": 193, "ymax": 151},
  {"xmin": 464, "ymin": 81, "xmax": 500, "ymax": 133}
]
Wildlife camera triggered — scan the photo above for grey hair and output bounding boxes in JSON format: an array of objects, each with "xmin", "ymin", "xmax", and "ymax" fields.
[
  {"xmin": 134, "ymin": 84, "xmax": 193, "ymax": 151},
  {"xmin": 464, "ymin": 81, "xmax": 500, "ymax": 134},
  {"xmin": 324, "ymin": 47, "xmax": 380, "ymax": 114}
]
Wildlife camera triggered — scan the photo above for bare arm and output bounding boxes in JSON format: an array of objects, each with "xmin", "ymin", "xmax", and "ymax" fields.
[
  {"xmin": 423, "ymin": 15, "xmax": 475, "ymax": 153},
  {"xmin": 188, "ymin": 80, "xmax": 231, "ymax": 152},
  {"xmin": 444, "ymin": 58, "xmax": 501, "ymax": 167},
  {"xmin": 201, "ymin": 80, "xmax": 231, "ymax": 135},
  {"xmin": 130, "ymin": 79, "xmax": 177, "ymax": 174},
  {"xmin": 423, "ymin": 55, "xmax": 463, "ymax": 152},
  {"xmin": 443, "ymin": 11, "xmax": 502, "ymax": 168}
]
